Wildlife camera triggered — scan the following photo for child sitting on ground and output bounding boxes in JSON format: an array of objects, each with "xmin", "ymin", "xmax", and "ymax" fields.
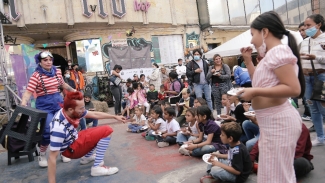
[
  {"xmin": 176, "ymin": 88, "xmax": 194, "ymax": 127},
  {"xmin": 176, "ymin": 108, "xmax": 200, "ymax": 146},
  {"xmin": 157, "ymin": 107, "xmax": 181, "ymax": 148},
  {"xmin": 121, "ymin": 93, "xmax": 131, "ymax": 119},
  {"xmin": 158, "ymin": 84, "xmax": 167, "ymax": 101},
  {"xmin": 127, "ymin": 106, "xmax": 146, "ymax": 133},
  {"xmin": 147, "ymin": 84, "xmax": 159, "ymax": 109},
  {"xmin": 160, "ymin": 101, "xmax": 171, "ymax": 117},
  {"xmin": 193, "ymin": 97, "xmax": 207, "ymax": 108},
  {"xmin": 145, "ymin": 106, "xmax": 167, "ymax": 140},
  {"xmin": 179, "ymin": 105, "xmax": 227, "ymax": 156},
  {"xmin": 201, "ymin": 122, "xmax": 252, "ymax": 183}
]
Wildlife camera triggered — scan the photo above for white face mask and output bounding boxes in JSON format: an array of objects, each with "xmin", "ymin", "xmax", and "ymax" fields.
[{"xmin": 256, "ymin": 31, "xmax": 266, "ymax": 58}]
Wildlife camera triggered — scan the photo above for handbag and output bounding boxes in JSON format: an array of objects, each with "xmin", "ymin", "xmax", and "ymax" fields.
[
  {"xmin": 309, "ymin": 39, "xmax": 325, "ymax": 102},
  {"xmin": 109, "ymin": 75, "xmax": 121, "ymax": 86}
]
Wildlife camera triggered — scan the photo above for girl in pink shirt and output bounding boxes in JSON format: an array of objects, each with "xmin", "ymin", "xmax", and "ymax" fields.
[
  {"xmin": 137, "ymin": 83, "xmax": 150, "ymax": 116},
  {"xmin": 238, "ymin": 11, "xmax": 305, "ymax": 183}
]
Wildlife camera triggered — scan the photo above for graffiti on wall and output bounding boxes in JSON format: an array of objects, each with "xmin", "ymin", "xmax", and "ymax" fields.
[
  {"xmin": 101, "ymin": 38, "xmax": 152, "ymax": 58},
  {"xmin": 186, "ymin": 31, "xmax": 200, "ymax": 48}
]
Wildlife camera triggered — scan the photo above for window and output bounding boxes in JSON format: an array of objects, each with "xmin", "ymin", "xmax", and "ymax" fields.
[
  {"xmin": 260, "ymin": 0, "xmax": 273, "ymax": 13},
  {"xmin": 299, "ymin": 0, "xmax": 312, "ymax": 21},
  {"xmin": 287, "ymin": 0, "xmax": 300, "ymax": 24},
  {"xmin": 152, "ymin": 35, "xmax": 184, "ymax": 64},
  {"xmin": 228, "ymin": 0, "xmax": 246, "ymax": 25},
  {"xmin": 75, "ymin": 39, "xmax": 103, "ymax": 72},
  {"xmin": 274, "ymin": 0, "xmax": 288, "ymax": 24},
  {"xmin": 208, "ymin": 0, "xmax": 230, "ymax": 25},
  {"xmin": 244, "ymin": 0, "xmax": 260, "ymax": 24}
]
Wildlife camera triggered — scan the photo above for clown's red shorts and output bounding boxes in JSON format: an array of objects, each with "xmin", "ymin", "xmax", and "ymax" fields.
[{"xmin": 62, "ymin": 125, "xmax": 113, "ymax": 159}]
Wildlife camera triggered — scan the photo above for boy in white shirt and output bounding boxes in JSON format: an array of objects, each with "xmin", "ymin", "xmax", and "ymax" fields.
[
  {"xmin": 157, "ymin": 107, "xmax": 181, "ymax": 147},
  {"xmin": 175, "ymin": 58, "xmax": 186, "ymax": 79}
]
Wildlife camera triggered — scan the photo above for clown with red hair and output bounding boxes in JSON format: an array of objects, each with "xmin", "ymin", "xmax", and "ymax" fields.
[{"xmin": 48, "ymin": 91, "xmax": 125, "ymax": 181}]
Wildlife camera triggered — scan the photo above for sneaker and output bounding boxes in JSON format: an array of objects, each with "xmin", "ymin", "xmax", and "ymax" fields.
[
  {"xmin": 178, "ymin": 147, "xmax": 190, "ymax": 156},
  {"xmin": 61, "ymin": 154, "xmax": 71, "ymax": 163},
  {"xmin": 200, "ymin": 175, "xmax": 219, "ymax": 183},
  {"xmin": 312, "ymin": 138, "xmax": 325, "ymax": 146},
  {"xmin": 38, "ymin": 152, "xmax": 48, "ymax": 167},
  {"xmin": 91, "ymin": 166, "xmax": 119, "ymax": 176},
  {"xmin": 157, "ymin": 142, "xmax": 169, "ymax": 148},
  {"xmin": 308, "ymin": 125, "xmax": 315, "ymax": 132},
  {"xmin": 80, "ymin": 154, "xmax": 104, "ymax": 166},
  {"xmin": 302, "ymin": 116, "xmax": 312, "ymax": 121}
]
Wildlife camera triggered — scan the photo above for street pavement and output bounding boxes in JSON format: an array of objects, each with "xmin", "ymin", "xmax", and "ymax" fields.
[{"xmin": 0, "ymin": 103, "xmax": 325, "ymax": 183}]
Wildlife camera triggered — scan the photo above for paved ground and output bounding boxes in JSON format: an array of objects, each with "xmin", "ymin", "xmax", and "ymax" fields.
[{"xmin": 0, "ymin": 102, "xmax": 325, "ymax": 183}]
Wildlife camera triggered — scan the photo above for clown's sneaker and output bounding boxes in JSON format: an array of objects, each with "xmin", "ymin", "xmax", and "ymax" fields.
[{"xmin": 91, "ymin": 166, "xmax": 119, "ymax": 176}]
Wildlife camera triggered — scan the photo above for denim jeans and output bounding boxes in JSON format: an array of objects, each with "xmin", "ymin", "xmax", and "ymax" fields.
[
  {"xmin": 128, "ymin": 124, "xmax": 143, "ymax": 133},
  {"xmin": 193, "ymin": 83, "xmax": 213, "ymax": 110},
  {"xmin": 157, "ymin": 135, "xmax": 177, "ymax": 144},
  {"xmin": 176, "ymin": 132, "xmax": 197, "ymax": 144},
  {"xmin": 207, "ymin": 159, "xmax": 236, "ymax": 182},
  {"xmin": 110, "ymin": 85, "xmax": 122, "ymax": 115},
  {"xmin": 191, "ymin": 144, "xmax": 216, "ymax": 157},
  {"xmin": 79, "ymin": 118, "xmax": 98, "ymax": 130},
  {"xmin": 304, "ymin": 73, "xmax": 325, "ymax": 141}
]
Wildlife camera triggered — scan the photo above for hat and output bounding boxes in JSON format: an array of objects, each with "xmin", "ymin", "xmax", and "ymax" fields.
[
  {"xmin": 133, "ymin": 74, "xmax": 138, "ymax": 77},
  {"xmin": 233, "ymin": 65, "xmax": 239, "ymax": 73},
  {"xmin": 84, "ymin": 93, "xmax": 92, "ymax": 98}
]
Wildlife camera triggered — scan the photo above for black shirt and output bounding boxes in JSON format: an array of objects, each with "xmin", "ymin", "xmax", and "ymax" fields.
[
  {"xmin": 231, "ymin": 104, "xmax": 249, "ymax": 124},
  {"xmin": 147, "ymin": 90, "xmax": 158, "ymax": 102},
  {"xmin": 229, "ymin": 143, "xmax": 252, "ymax": 183}
]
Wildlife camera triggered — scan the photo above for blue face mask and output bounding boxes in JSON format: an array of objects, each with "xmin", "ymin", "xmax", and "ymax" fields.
[
  {"xmin": 305, "ymin": 26, "xmax": 318, "ymax": 37},
  {"xmin": 194, "ymin": 56, "xmax": 200, "ymax": 61},
  {"xmin": 65, "ymin": 74, "xmax": 70, "ymax": 78}
]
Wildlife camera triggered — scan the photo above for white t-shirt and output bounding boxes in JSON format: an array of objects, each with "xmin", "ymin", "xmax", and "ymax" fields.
[
  {"xmin": 133, "ymin": 114, "xmax": 146, "ymax": 125},
  {"xmin": 166, "ymin": 119, "xmax": 180, "ymax": 137},
  {"xmin": 175, "ymin": 65, "xmax": 186, "ymax": 79},
  {"xmin": 154, "ymin": 118, "xmax": 167, "ymax": 132}
]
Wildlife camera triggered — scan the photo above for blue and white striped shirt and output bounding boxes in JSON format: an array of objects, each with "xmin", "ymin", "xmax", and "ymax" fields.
[{"xmin": 49, "ymin": 109, "xmax": 87, "ymax": 152}]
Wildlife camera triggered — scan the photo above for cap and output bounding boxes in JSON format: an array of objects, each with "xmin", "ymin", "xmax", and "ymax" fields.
[
  {"xmin": 84, "ymin": 92, "xmax": 92, "ymax": 98},
  {"xmin": 133, "ymin": 74, "xmax": 138, "ymax": 77}
]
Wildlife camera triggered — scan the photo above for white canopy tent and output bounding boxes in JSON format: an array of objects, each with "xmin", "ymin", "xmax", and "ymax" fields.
[{"xmin": 204, "ymin": 29, "xmax": 303, "ymax": 58}]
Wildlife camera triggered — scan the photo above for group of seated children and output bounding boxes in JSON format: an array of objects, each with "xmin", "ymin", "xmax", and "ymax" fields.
[{"xmin": 123, "ymin": 85, "xmax": 314, "ymax": 183}]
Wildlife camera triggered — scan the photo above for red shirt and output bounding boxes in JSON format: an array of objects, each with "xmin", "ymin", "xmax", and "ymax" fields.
[{"xmin": 250, "ymin": 123, "xmax": 313, "ymax": 162}]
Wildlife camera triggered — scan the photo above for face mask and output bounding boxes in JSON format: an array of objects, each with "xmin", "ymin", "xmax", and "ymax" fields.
[
  {"xmin": 194, "ymin": 56, "xmax": 200, "ymax": 61},
  {"xmin": 68, "ymin": 63, "xmax": 72, "ymax": 66},
  {"xmin": 65, "ymin": 74, "xmax": 70, "ymax": 78},
  {"xmin": 256, "ymin": 31, "xmax": 267, "ymax": 58},
  {"xmin": 305, "ymin": 26, "xmax": 318, "ymax": 37}
]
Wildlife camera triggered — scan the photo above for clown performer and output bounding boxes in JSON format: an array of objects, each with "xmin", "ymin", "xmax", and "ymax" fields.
[
  {"xmin": 21, "ymin": 51, "xmax": 77, "ymax": 167},
  {"xmin": 48, "ymin": 91, "xmax": 126, "ymax": 182}
]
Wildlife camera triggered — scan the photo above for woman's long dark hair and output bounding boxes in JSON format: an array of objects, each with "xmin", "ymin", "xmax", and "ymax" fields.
[
  {"xmin": 251, "ymin": 11, "xmax": 305, "ymax": 98},
  {"xmin": 197, "ymin": 105, "xmax": 214, "ymax": 120}
]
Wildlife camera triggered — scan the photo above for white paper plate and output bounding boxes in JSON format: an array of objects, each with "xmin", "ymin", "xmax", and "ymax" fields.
[
  {"xmin": 244, "ymin": 111, "xmax": 256, "ymax": 117},
  {"xmin": 141, "ymin": 126, "xmax": 148, "ymax": 130},
  {"xmin": 181, "ymin": 144, "xmax": 188, "ymax": 148},
  {"xmin": 301, "ymin": 56, "xmax": 309, "ymax": 59},
  {"xmin": 202, "ymin": 154, "xmax": 218, "ymax": 164},
  {"xmin": 178, "ymin": 103, "xmax": 185, "ymax": 106},
  {"xmin": 227, "ymin": 88, "xmax": 244, "ymax": 96},
  {"xmin": 152, "ymin": 131, "xmax": 162, "ymax": 136}
]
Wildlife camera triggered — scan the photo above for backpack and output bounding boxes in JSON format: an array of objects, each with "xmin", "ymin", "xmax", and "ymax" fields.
[{"xmin": 172, "ymin": 79, "xmax": 185, "ymax": 93}]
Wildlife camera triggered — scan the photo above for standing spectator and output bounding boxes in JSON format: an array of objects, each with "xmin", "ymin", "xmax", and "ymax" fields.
[
  {"xmin": 132, "ymin": 74, "xmax": 140, "ymax": 83},
  {"xmin": 239, "ymin": 11, "xmax": 305, "ymax": 183},
  {"xmin": 147, "ymin": 63, "xmax": 162, "ymax": 91},
  {"xmin": 139, "ymin": 74, "xmax": 149, "ymax": 91},
  {"xmin": 175, "ymin": 58, "xmax": 186, "ymax": 79},
  {"xmin": 160, "ymin": 66, "xmax": 170, "ymax": 84},
  {"xmin": 110, "ymin": 65, "xmax": 123, "ymax": 115},
  {"xmin": 300, "ymin": 14, "xmax": 325, "ymax": 145},
  {"xmin": 297, "ymin": 22, "xmax": 312, "ymax": 127},
  {"xmin": 70, "ymin": 64, "xmax": 85, "ymax": 92},
  {"xmin": 147, "ymin": 84, "xmax": 158, "ymax": 109},
  {"xmin": 66, "ymin": 59, "xmax": 73, "ymax": 70},
  {"xmin": 233, "ymin": 65, "xmax": 252, "ymax": 87},
  {"xmin": 63, "ymin": 70, "xmax": 76, "ymax": 89},
  {"xmin": 186, "ymin": 49, "xmax": 213, "ymax": 110},
  {"xmin": 206, "ymin": 54, "xmax": 232, "ymax": 114},
  {"xmin": 121, "ymin": 78, "xmax": 132, "ymax": 109},
  {"xmin": 21, "ymin": 51, "xmax": 77, "ymax": 167}
]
